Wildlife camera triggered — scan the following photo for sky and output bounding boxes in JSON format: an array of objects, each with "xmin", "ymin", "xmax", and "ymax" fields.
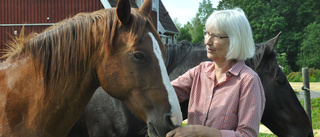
[{"xmin": 161, "ymin": 0, "xmax": 220, "ymax": 25}]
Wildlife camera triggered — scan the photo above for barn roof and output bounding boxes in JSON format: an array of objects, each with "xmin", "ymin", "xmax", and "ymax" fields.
[{"xmin": 159, "ymin": 0, "xmax": 178, "ymax": 34}]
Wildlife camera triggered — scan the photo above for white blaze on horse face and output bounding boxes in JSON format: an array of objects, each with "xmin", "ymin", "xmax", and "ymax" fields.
[{"xmin": 148, "ymin": 32, "xmax": 182, "ymax": 126}]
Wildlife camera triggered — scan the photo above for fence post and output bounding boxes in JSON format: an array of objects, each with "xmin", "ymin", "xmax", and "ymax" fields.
[{"xmin": 302, "ymin": 67, "xmax": 312, "ymax": 124}]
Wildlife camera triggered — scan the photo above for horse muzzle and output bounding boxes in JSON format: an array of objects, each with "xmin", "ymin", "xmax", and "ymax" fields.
[{"xmin": 147, "ymin": 112, "xmax": 179, "ymax": 137}]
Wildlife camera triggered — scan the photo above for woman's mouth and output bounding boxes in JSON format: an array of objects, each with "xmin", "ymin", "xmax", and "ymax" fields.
[{"xmin": 207, "ymin": 48, "xmax": 214, "ymax": 53}]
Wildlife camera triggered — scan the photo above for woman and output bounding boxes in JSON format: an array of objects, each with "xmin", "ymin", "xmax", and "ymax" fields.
[{"xmin": 166, "ymin": 8, "xmax": 265, "ymax": 137}]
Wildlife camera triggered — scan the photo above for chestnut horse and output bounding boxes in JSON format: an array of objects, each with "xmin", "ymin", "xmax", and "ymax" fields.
[
  {"xmin": 0, "ymin": 0, "xmax": 182, "ymax": 136},
  {"xmin": 68, "ymin": 33, "xmax": 313, "ymax": 137}
]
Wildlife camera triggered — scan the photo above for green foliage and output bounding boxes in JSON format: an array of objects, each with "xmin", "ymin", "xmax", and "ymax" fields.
[
  {"xmin": 189, "ymin": 17, "xmax": 204, "ymax": 44},
  {"xmin": 277, "ymin": 53, "xmax": 292, "ymax": 75},
  {"xmin": 309, "ymin": 68, "xmax": 320, "ymax": 82},
  {"xmin": 187, "ymin": 0, "xmax": 215, "ymax": 44},
  {"xmin": 197, "ymin": 0, "xmax": 215, "ymax": 23},
  {"xmin": 297, "ymin": 22, "xmax": 320, "ymax": 69},
  {"xmin": 177, "ymin": 25, "xmax": 192, "ymax": 42},
  {"xmin": 282, "ymin": 65, "xmax": 292, "ymax": 76},
  {"xmin": 174, "ymin": 0, "xmax": 319, "ymax": 72},
  {"xmin": 287, "ymin": 72, "xmax": 302, "ymax": 82},
  {"xmin": 258, "ymin": 133, "xmax": 277, "ymax": 137},
  {"xmin": 300, "ymin": 98, "xmax": 320, "ymax": 129},
  {"xmin": 173, "ymin": 18, "xmax": 192, "ymax": 43},
  {"xmin": 191, "ymin": 0, "xmax": 214, "ymax": 44},
  {"xmin": 287, "ymin": 68, "xmax": 320, "ymax": 82},
  {"xmin": 217, "ymin": 0, "xmax": 318, "ymax": 72}
]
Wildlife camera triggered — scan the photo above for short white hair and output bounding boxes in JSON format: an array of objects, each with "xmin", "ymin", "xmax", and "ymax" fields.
[{"xmin": 205, "ymin": 8, "xmax": 255, "ymax": 61}]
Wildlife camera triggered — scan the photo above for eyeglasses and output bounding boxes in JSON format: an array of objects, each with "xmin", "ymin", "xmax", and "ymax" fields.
[{"xmin": 203, "ymin": 30, "xmax": 229, "ymax": 40}]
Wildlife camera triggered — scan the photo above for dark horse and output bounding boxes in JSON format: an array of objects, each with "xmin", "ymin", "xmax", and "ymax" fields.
[
  {"xmin": 0, "ymin": 0, "xmax": 182, "ymax": 136},
  {"xmin": 68, "ymin": 33, "xmax": 314, "ymax": 137}
]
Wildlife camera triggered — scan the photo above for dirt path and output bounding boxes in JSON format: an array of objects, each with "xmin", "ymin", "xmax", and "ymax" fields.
[
  {"xmin": 290, "ymin": 82, "xmax": 320, "ymax": 92},
  {"xmin": 290, "ymin": 82, "xmax": 320, "ymax": 99}
]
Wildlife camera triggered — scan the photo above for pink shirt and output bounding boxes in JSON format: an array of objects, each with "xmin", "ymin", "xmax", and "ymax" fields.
[{"xmin": 171, "ymin": 61, "xmax": 265, "ymax": 137}]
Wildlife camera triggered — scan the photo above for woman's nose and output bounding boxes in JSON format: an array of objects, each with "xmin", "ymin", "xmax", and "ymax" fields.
[{"xmin": 204, "ymin": 37, "xmax": 212, "ymax": 45}]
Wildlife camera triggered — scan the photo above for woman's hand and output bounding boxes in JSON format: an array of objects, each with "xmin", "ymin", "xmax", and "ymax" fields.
[{"xmin": 166, "ymin": 125, "xmax": 222, "ymax": 137}]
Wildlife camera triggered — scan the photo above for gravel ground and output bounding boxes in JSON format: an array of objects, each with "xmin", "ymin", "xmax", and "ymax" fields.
[{"xmin": 297, "ymin": 91, "xmax": 320, "ymax": 100}]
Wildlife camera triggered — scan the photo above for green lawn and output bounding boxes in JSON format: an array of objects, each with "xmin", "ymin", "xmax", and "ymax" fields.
[
  {"xmin": 300, "ymin": 97, "xmax": 320, "ymax": 129},
  {"xmin": 259, "ymin": 133, "xmax": 277, "ymax": 137}
]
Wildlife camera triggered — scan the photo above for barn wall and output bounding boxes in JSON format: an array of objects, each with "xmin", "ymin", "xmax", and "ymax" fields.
[{"xmin": 0, "ymin": 0, "xmax": 104, "ymax": 60}]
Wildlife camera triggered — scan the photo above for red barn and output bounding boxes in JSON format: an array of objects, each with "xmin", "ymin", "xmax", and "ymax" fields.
[{"xmin": 0, "ymin": 0, "xmax": 179, "ymax": 60}]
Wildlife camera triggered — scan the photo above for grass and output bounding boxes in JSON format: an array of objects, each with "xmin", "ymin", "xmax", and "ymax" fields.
[
  {"xmin": 300, "ymin": 97, "xmax": 320, "ymax": 129},
  {"xmin": 258, "ymin": 133, "xmax": 277, "ymax": 137},
  {"xmin": 182, "ymin": 123, "xmax": 187, "ymax": 127}
]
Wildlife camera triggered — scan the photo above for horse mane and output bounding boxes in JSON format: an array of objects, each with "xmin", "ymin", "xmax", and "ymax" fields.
[
  {"xmin": 245, "ymin": 43, "xmax": 279, "ymax": 78},
  {"xmin": 165, "ymin": 41, "xmax": 279, "ymax": 78},
  {"xmin": 245, "ymin": 43, "xmax": 266, "ymax": 71},
  {"xmin": 1, "ymin": 8, "xmax": 150, "ymax": 91},
  {"xmin": 165, "ymin": 41, "xmax": 205, "ymax": 74},
  {"xmin": 262, "ymin": 46, "xmax": 279, "ymax": 78}
]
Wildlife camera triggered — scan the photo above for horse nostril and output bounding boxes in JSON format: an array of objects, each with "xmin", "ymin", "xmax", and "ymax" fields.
[{"xmin": 165, "ymin": 113, "xmax": 177, "ymax": 129}]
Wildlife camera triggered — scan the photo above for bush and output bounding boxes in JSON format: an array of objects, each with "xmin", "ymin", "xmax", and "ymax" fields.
[
  {"xmin": 287, "ymin": 72, "xmax": 302, "ymax": 82},
  {"xmin": 282, "ymin": 65, "xmax": 292, "ymax": 76},
  {"xmin": 309, "ymin": 68, "xmax": 320, "ymax": 82},
  {"xmin": 287, "ymin": 68, "xmax": 320, "ymax": 82}
]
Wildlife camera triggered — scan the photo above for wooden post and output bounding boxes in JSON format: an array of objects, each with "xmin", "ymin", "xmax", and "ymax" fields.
[{"xmin": 302, "ymin": 67, "xmax": 312, "ymax": 124}]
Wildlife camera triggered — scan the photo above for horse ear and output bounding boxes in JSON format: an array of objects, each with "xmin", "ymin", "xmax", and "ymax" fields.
[
  {"xmin": 116, "ymin": 0, "xmax": 132, "ymax": 25},
  {"xmin": 139, "ymin": 0, "xmax": 152, "ymax": 15},
  {"xmin": 265, "ymin": 31, "xmax": 282, "ymax": 55}
]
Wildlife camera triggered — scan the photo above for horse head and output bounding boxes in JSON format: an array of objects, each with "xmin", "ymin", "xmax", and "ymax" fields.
[
  {"xmin": 94, "ymin": 0, "xmax": 182, "ymax": 136},
  {"xmin": 247, "ymin": 32, "xmax": 314, "ymax": 137}
]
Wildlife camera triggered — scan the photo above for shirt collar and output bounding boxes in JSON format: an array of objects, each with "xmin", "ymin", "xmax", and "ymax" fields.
[
  {"xmin": 205, "ymin": 60, "xmax": 245, "ymax": 80},
  {"xmin": 229, "ymin": 60, "xmax": 245, "ymax": 77}
]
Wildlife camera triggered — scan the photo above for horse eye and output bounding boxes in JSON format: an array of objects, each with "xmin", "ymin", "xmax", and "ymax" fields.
[
  {"xmin": 132, "ymin": 52, "xmax": 145, "ymax": 64},
  {"xmin": 276, "ymin": 77, "xmax": 285, "ymax": 85}
]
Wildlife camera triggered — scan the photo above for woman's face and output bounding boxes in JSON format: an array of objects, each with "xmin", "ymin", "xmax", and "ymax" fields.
[{"xmin": 204, "ymin": 26, "xmax": 230, "ymax": 61}]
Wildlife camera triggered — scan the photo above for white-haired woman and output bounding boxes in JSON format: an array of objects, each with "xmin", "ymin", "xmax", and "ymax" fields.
[{"xmin": 167, "ymin": 8, "xmax": 265, "ymax": 137}]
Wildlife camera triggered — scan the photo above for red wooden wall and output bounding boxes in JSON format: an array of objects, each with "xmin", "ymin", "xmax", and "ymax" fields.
[{"xmin": 0, "ymin": 0, "xmax": 104, "ymax": 60}]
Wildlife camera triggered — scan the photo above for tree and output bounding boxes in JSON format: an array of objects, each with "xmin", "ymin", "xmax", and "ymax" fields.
[
  {"xmin": 189, "ymin": 0, "xmax": 215, "ymax": 44},
  {"xmin": 190, "ymin": 17, "xmax": 204, "ymax": 44},
  {"xmin": 217, "ymin": 0, "xmax": 318, "ymax": 71},
  {"xmin": 173, "ymin": 18, "xmax": 192, "ymax": 43},
  {"xmin": 177, "ymin": 23, "xmax": 192, "ymax": 42},
  {"xmin": 297, "ymin": 22, "xmax": 320, "ymax": 69}
]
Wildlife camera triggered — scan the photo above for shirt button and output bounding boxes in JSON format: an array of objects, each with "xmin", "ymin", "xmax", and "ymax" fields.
[{"xmin": 226, "ymin": 72, "xmax": 230, "ymax": 76}]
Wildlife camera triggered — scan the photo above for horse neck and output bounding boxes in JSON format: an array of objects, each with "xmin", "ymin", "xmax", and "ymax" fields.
[
  {"xmin": 37, "ymin": 60, "xmax": 100, "ymax": 136},
  {"xmin": 165, "ymin": 45, "xmax": 192, "ymax": 74},
  {"xmin": 0, "ymin": 57, "xmax": 100, "ymax": 136}
]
